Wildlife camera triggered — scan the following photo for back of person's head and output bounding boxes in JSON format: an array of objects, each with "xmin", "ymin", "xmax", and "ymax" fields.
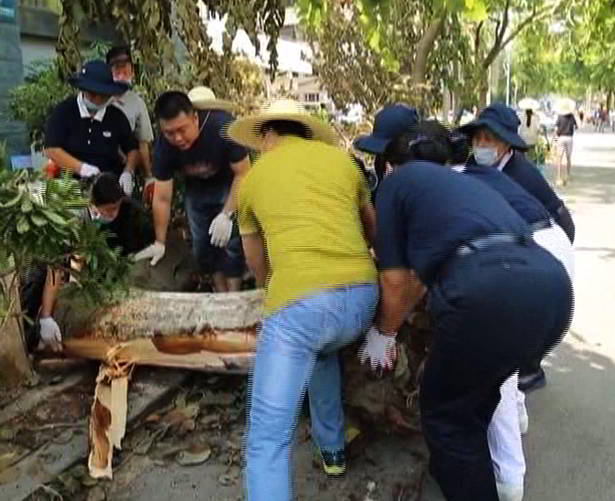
[
  {"xmin": 154, "ymin": 91, "xmax": 194, "ymax": 121},
  {"xmin": 449, "ymin": 132, "xmax": 470, "ymax": 165},
  {"xmin": 383, "ymin": 120, "xmax": 452, "ymax": 166},
  {"xmin": 106, "ymin": 45, "xmax": 132, "ymax": 64},
  {"xmin": 525, "ymin": 109, "xmax": 533, "ymax": 127},
  {"xmin": 91, "ymin": 173, "xmax": 124, "ymax": 207},
  {"xmin": 259, "ymin": 119, "xmax": 312, "ymax": 139}
]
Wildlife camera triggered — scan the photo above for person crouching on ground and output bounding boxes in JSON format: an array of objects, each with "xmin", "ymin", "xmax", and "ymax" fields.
[
  {"xmin": 21, "ymin": 173, "xmax": 154, "ymax": 353},
  {"xmin": 358, "ymin": 120, "xmax": 573, "ymax": 501},
  {"xmin": 226, "ymin": 99, "xmax": 379, "ymax": 501}
]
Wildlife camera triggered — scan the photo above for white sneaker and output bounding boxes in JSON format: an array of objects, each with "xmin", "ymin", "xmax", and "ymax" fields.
[{"xmin": 496, "ymin": 482, "xmax": 524, "ymax": 501}]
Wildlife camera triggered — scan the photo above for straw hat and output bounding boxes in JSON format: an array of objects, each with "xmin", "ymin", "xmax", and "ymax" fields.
[
  {"xmin": 188, "ymin": 86, "xmax": 237, "ymax": 113},
  {"xmin": 226, "ymin": 99, "xmax": 339, "ymax": 150},
  {"xmin": 554, "ymin": 97, "xmax": 576, "ymax": 115},
  {"xmin": 518, "ymin": 97, "xmax": 540, "ymax": 111}
]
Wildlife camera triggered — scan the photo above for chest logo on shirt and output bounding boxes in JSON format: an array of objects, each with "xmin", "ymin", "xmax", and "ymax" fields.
[
  {"xmin": 103, "ymin": 131, "xmax": 112, "ymax": 138},
  {"xmin": 181, "ymin": 162, "xmax": 219, "ymax": 179}
]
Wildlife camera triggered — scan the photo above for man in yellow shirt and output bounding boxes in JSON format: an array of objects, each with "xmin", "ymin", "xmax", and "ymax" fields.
[{"xmin": 228, "ymin": 100, "xmax": 378, "ymax": 501}]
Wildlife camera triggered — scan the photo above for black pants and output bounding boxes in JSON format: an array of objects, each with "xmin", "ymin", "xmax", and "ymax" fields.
[{"xmin": 421, "ymin": 242, "xmax": 572, "ymax": 501}]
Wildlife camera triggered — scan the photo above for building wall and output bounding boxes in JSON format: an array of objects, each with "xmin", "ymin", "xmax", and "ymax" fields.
[
  {"xmin": 0, "ymin": 0, "xmax": 28, "ymax": 155},
  {"xmin": 21, "ymin": 36, "xmax": 56, "ymax": 73}
]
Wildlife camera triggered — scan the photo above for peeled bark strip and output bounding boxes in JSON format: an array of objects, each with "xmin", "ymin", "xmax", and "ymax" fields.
[{"xmin": 88, "ymin": 364, "xmax": 132, "ymax": 479}]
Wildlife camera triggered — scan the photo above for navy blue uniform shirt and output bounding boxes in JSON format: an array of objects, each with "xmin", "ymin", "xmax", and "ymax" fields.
[
  {"xmin": 375, "ymin": 160, "xmax": 529, "ymax": 286},
  {"xmin": 484, "ymin": 151, "xmax": 575, "ymax": 242},
  {"xmin": 462, "ymin": 164, "xmax": 550, "ymax": 224},
  {"xmin": 45, "ymin": 96, "xmax": 138, "ymax": 177},
  {"xmin": 154, "ymin": 110, "xmax": 248, "ymax": 205}
]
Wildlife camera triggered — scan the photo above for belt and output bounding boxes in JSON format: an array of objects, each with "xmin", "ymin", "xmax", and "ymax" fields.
[
  {"xmin": 530, "ymin": 219, "xmax": 552, "ymax": 232},
  {"xmin": 456, "ymin": 233, "xmax": 531, "ymax": 257}
]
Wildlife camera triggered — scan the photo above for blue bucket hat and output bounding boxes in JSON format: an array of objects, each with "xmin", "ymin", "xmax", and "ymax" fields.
[
  {"xmin": 69, "ymin": 60, "xmax": 129, "ymax": 96},
  {"xmin": 459, "ymin": 102, "xmax": 528, "ymax": 150},
  {"xmin": 354, "ymin": 104, "xmax": 419, "ymax": 154}
]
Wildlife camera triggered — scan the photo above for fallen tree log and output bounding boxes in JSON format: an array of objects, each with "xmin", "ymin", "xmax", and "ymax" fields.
[{"xmin": 52, "ymin": 286, "xmax": 431, "ymax": 478}]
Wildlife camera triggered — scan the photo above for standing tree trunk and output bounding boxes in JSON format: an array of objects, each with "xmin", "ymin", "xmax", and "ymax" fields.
[{"xmin": 0, "ymin": 274, "xmax": 35, "ymax": 386}]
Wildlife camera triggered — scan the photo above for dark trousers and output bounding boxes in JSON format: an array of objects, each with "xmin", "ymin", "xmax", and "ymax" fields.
[
  {"xmin": 421, "ymin": 243, "xmax": 572, "ymax": 501},
  {"xmin": 184, "ymin": 195, "xmax": 245, "ymax": 278}
]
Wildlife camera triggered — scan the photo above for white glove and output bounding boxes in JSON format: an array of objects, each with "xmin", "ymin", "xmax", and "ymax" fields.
[
  {"xmin": 359, "ymin": 326, "xmax": 397, "ymax": 371},
  {"xmin": 118, "ymin": 170, "xmax": 134, "ymax": 196},
  {"xmin": 79, "ymin": 163, "xmax": 101, "ymax": 178},
  {"xmin": 209, "ymin": 211, "xmax": 233, "ymax": 248},
  {"xmin": 40, "ymin": 317, "xmax": 63, "ymax": 352},
  {"xmin": 134, "ymin": 241, "xmax": 166, "ymax": 266}
]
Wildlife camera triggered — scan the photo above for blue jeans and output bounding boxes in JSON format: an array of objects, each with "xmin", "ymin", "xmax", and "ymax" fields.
[{"xmin": 245, "ymin": 283, "xmax": 379, "ymax": 501}]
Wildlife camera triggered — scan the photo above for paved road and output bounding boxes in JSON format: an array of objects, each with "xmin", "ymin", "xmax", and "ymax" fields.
[{"xmin": 423, "ymin": 131, "xmax": 615, "ymax": 501}]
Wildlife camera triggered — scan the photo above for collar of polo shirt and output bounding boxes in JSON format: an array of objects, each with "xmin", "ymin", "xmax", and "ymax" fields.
[
  {"xmin": 77, "ymin": 92, "xmax": 108, "ymax": 122},
  {"xmin": 496, "ymin": 150, "xmax": 514, "ymax": 171}
]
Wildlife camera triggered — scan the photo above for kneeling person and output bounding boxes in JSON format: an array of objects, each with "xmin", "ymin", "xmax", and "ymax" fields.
[{"xmin": 22, "ymin": 174, "xmax": 154, "ymax": 352}]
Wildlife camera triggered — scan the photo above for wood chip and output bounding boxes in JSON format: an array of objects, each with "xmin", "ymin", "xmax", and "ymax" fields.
[{"xmin": 176, "ymin": 444, "xmax": 212, "ymax": 466}]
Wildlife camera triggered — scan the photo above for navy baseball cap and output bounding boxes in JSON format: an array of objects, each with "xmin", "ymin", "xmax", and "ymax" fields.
[
  {"xmin": 459, "ymin": 102, "xmax": 528, "ymax": 150},
  {"xmin": 354, "ymin": 104, "xmax": 419, "ymax": 154}
]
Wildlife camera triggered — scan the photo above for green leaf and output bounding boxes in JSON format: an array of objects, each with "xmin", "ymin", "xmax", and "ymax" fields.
[
  {"xmin": 0, "ymin": 191, "xmax": 23, "ymax": 208},
  {"xmin": 29, "ymin": 214, "xmax": 47, "ymax": 227},
  {"xmin": 21, "ymin": 198, "xmax": 33, "ymax": 213},
  {"xmin": 16, "ymin": 216, "xmax": 30, "ymax": 234},
  {"xmin": 368, "ymin": 29, "xmax": 381, "ymax": 51},
  {"xmin": 41, "ymin": 209, "xmax": 68, "ymax": 226},
  {"xmin": 464, "ymin": 0, "xmax": 487, "ymax": 22}
]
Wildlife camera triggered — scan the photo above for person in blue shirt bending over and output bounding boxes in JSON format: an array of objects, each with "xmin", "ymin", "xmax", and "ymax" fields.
[{"xmin": 358, "ymin": 119, "xmax": 573, "ymax": 501}]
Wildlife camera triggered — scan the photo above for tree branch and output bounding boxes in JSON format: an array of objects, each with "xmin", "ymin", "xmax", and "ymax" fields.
[
  {"xmin": 474, "ymin": 21, "xmax": 484, "ymax": 59},
  {"xmin": 483, "ymin": 1, "xmax": 559, "ymax": 68},
  {"xmin": 500, "ymin": 3, "xmax": 559, "ymax": 50},
  {"xmin": 411, "ymin": 8, "xmax": 448, "ymax": 87}
]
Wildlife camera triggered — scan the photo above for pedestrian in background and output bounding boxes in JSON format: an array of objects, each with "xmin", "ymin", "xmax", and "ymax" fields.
[
  {"xmin": 554, "ymin": 101, "xmax": 578, "ymax": 186},
  {"xmin": 518, "ymin": 107, "xmax": 540, "ymax": 153}
]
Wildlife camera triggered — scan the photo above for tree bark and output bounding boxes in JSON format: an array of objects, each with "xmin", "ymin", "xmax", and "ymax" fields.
[
  {"xmin": 411, "ymin": 11, "xmax": 447, "ymax": 103},
  {"xmin": 52, "ymin": 289, "xmax": 263, "ymax": 372},
  {"xmin": 0, "ymin": 274, "xmax": 35, "ymax": 387}
]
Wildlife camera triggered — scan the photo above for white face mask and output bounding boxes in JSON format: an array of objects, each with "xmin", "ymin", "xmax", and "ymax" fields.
[
  {"xmin": 90, "ymin": 207, "xmax": 116, "ymax": 224},
  {"xmin": 82, "ymin": 93, "xmax": 110, "ymax": 113},
  {"xmin": 474, "ymin": 146, "xmax": 500, "ymax": 166}
]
